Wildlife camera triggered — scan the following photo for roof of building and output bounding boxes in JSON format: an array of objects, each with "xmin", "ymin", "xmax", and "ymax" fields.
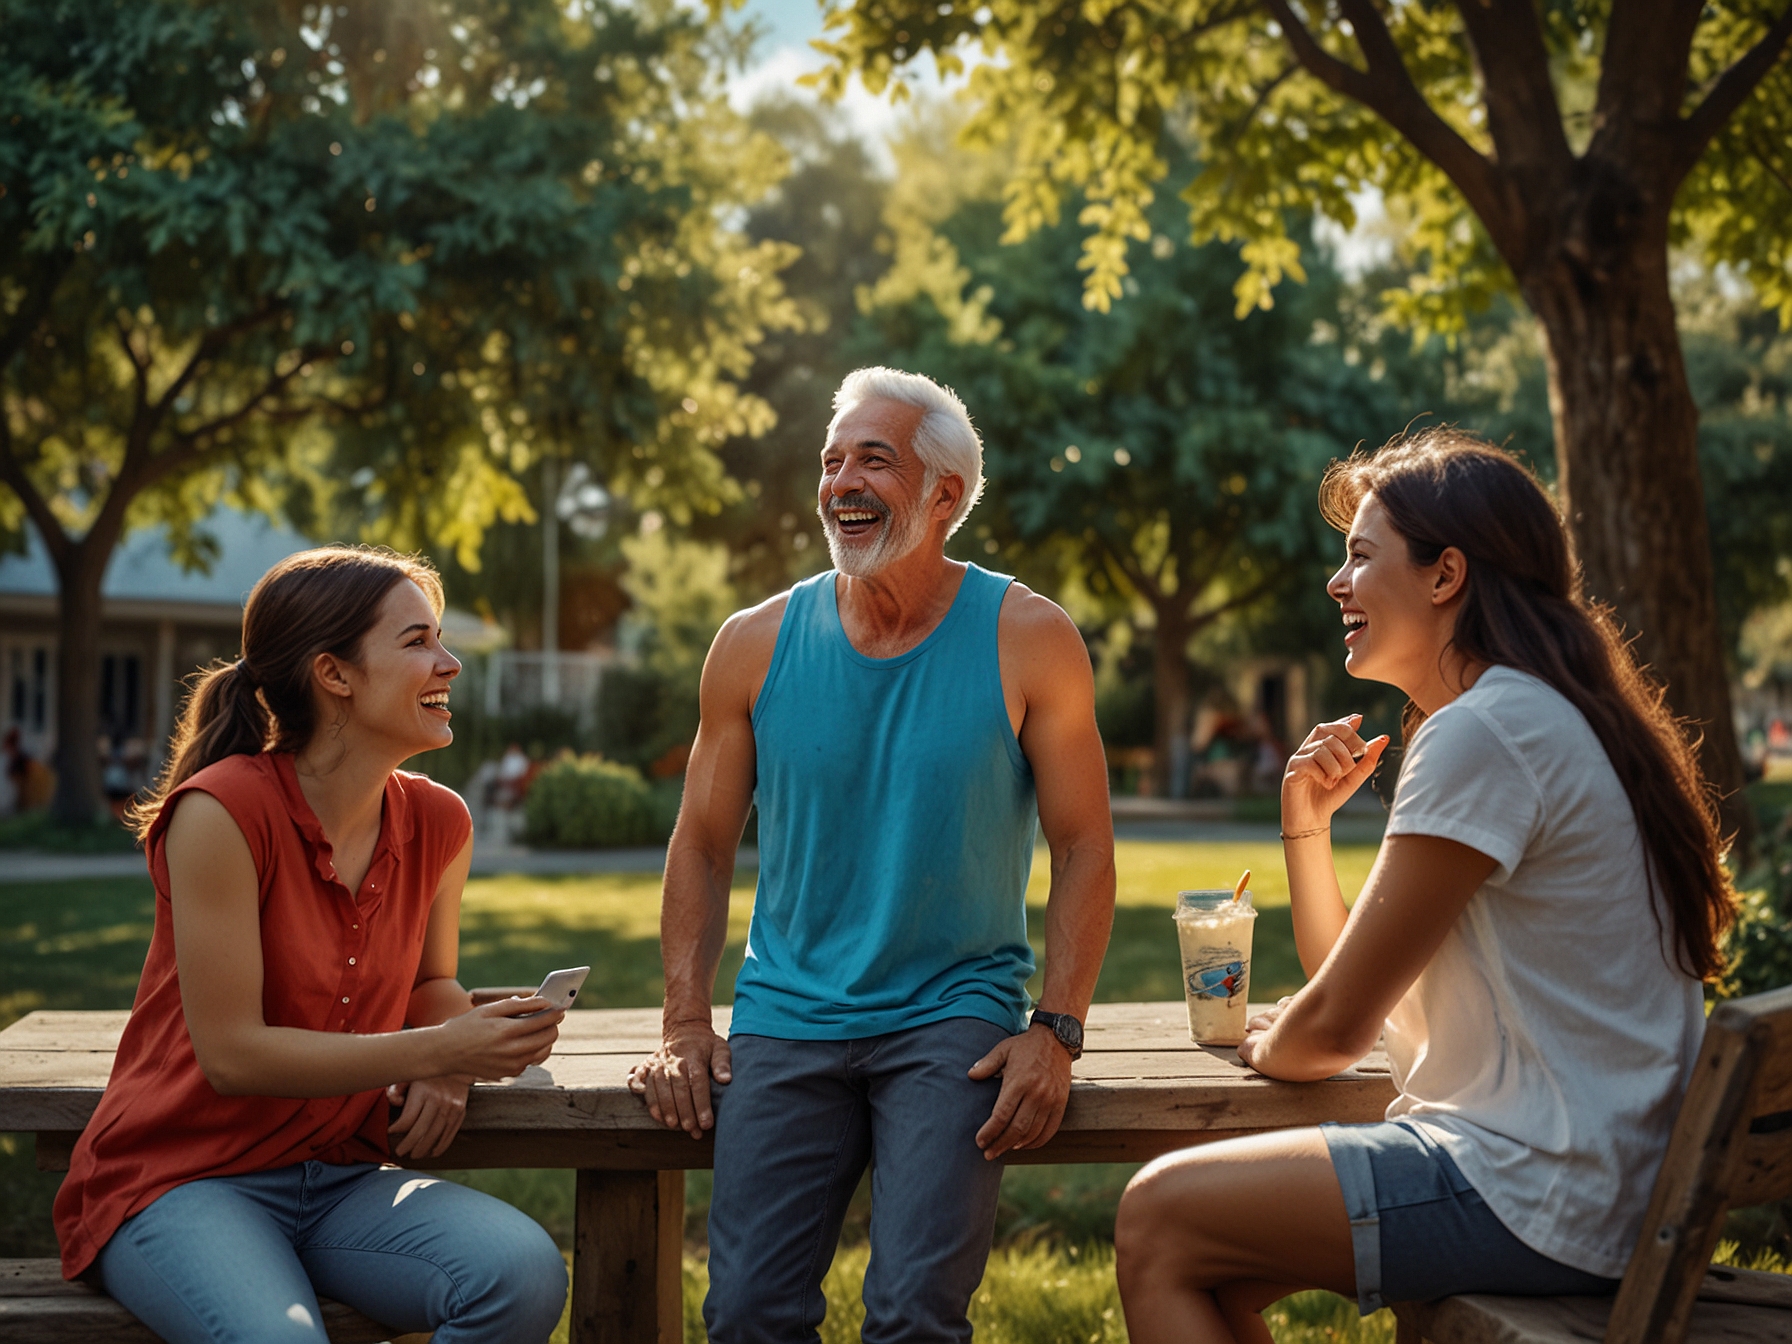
[{"xmin": 0, "ymin": 509, "xmax": 313, "ymax": 608}]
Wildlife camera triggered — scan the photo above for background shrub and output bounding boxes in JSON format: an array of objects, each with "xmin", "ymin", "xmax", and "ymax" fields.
[
  {"xmin": 1723, "ymin": 787, "xmax": 1792, "ymax": 999},
  {"xmin": 1725, "ymin": 842, "xmax": 1792, "ymax": 997},
  {"xmin": 522, "ymin": 754, "xmax": 658, "ymax": 848}
]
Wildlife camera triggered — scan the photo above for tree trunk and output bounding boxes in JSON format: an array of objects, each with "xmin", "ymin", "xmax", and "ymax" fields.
[
  {"xmin": 1521, "ymin": 235, "xmax": 1752, "ymax": 847},
  {"xmin": 1149, "ymin": 605, "xmax": 1194, "ymax": 799},
  {"xmin": 48, "ymin": 541, "xmax": 109, "ymax": 827}
]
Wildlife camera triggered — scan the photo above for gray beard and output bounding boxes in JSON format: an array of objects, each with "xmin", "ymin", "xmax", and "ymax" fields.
[{"xmin": 819, "ymin": 485, "xmax": 933, "ymax": 577}]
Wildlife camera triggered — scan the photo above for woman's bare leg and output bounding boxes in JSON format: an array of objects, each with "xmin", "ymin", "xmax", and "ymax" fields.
[{"xmin": 1114, "ymin": 1128, "xmax": 1357, "ymax": 1344}]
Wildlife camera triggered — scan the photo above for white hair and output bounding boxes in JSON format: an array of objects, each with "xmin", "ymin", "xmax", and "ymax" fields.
[{"xmin": 828, "ymin": 367, "xmax": 986, "ymax": 537}]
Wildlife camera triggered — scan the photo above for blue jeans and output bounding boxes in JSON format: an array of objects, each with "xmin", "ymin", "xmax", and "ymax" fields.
[
  {"xmin": 704, "ymin": 1017, "xmax": 1014, "ymax": 1344},
  {"xmin": 94, "ymin": 1161, "xmax": 567, "ymax": 1344}
]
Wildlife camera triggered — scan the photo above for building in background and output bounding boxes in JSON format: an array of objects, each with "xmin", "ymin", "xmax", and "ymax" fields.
[{"xmin": 0, "ymin": 510, "xmax": 312, "ymax": 794}]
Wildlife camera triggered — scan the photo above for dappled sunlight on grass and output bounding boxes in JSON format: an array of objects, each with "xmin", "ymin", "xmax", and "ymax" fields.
[
  {"xmin": 456, "ymin": 871, "xmax": 756, "ymax": 1006},
  {"xmin": 1034, "ymin": 839, "xmax": 1382, "ymax": 911},
  {"xmin": 0, "ymin": 845, "xmax": 1386, "ymax": 1285},
  {"xmin": 678, "ymin": 1243, "xmax": 1395, "ymax": 1344},
  {"xmin": 1025, "ymin": 840, "xmax": 1379, "ymax": 1002},
  {"xmin": 455, "ymin": 839, "xmax": 1383, "ymax": 1008},
  {"xmin": 0, "ymin": 879, "xmax": 157, "ymax": 1032}
]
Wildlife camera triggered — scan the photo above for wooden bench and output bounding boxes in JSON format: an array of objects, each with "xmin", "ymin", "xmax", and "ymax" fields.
[
  {"xmin": 1393, "ymin": 983, "xmax": 1792, "ymax": 1344},
  {"xmin": 0, "ymin": 1257, "xmax": 424, "ymax": 1342},
  {"xmin": 1, "ymin": 1002, "xmax": 1397, "ymax": 1344}
]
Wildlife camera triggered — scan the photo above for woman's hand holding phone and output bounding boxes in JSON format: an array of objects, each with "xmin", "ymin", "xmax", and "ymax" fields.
[
  {"xmin": 430, "ymin": 995, "xmax": 563, "ymax": 1081},
  {"xmin": 1281, "ymin": 713, "xmax": 1390, "ymax": 835}
]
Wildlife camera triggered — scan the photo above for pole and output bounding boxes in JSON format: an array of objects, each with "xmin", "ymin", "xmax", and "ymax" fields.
[{"xmin": 543, "ymin": 455, "xmax": 560, "ymax": 707}]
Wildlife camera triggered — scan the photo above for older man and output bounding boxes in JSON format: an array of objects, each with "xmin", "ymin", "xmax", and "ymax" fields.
[{"xmin": 630, "ymin": 367, "xmax": 1115, "ymax": 1344}]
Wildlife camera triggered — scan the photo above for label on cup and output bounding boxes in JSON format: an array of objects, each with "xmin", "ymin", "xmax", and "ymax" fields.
[{"xmin": 1186, "ymin": 947, "xmax": 1247, "ymax": 1000}]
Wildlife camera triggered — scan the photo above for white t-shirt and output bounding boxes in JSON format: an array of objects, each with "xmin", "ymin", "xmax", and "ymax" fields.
[{"xmin": 1381, "ymin": 665, "xmax": 1705, "ymax": 1277}]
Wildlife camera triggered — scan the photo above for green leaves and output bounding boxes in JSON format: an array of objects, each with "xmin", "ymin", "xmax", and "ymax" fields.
[
  {"xmin": 853, "ymin": 129, "xmax": 1389, "ymax": 635},
  {"xmin": 816, "ymin": 0, "xmax": 1792, "ymax": 336},
  {"xmin": 1, "ymin": 0, "xmax": 800, "ymax": 571}
]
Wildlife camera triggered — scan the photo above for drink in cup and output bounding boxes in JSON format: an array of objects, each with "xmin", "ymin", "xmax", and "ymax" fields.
[{"xmin": 1174, "ymin": 888, "xmax": 1258, "ymax": 1046}]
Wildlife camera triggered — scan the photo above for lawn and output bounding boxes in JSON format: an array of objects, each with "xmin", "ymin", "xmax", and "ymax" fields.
[
  {"xmin": 0, "ymin": 838, "xmax": 1392, "ymax": 1341},
  {"xmin": 445, "ymin": 837, "xmax": 1383, "ymax": 1013}
]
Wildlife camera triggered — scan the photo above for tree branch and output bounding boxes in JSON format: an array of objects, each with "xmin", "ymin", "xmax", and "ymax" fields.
[
  {"xmin": 1448, "ymin": 0, "xmax": 1573, "ymax": 175},
  {"xmin": 0, "ymin": 415, "xmax": 71, "ymax": 570},
  {"xmin": 1749, "ymin": 132, "xmax": 1792, "ymax": 199},
  {"xmin": 114, "ymin": 318, "xmax": 151, "ymax": 421},
  {"xmin": 1259, "ymin": 0, "xmax": 1513, "ymax": 251},
  {"xmin": 1093, "ymin": 517, "xmax": 1161, "ymax": 603},
  {"xmin": 1159, "ymin": 0, "xmax": 1263, "ymax": 51},
  {"xmin": 0, "ymin": 255, "xmax": 72, "ymax": 373},
  {"xmin": 1229, "ymin": 62, "xmax": 1299, "ymax": 146},
  {"xmin": 146, "ymin": 305, "xmax": 286, "ymax": 427},
  {"xmin": 1677, "ymin": 2, "xmax": 1792, "ymax": 179},
  {"xmin": 1595, "ymin": 0, "xmax": 1706, "ymax": 135},
  {"xmin": 1188, "ymin": 568, "xmax": 1284, "ymax": 629},
  {"xmin": 148, "ymin": 357, "xmax": 318, "ymax": 479}
]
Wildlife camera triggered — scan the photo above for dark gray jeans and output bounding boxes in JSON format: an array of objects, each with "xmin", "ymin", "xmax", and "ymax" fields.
[{"xmin": 704, "ymin": 1016, "xmax": 1014, "ymax": 1344}]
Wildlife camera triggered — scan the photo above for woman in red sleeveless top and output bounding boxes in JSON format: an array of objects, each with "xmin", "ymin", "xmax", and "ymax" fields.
[{"xmin": 54, "ymin": 546, "xmax": 569, "ymax": 1343}]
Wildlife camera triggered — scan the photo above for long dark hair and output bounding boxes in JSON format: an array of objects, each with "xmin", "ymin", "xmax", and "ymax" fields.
[
  {"xmin": 1319, "ymin": 428, "xmax": 1736, "ymax": 981},
  {"xmin": 127, "ymin": 545, "xmax": 444, "ymax": 842}
]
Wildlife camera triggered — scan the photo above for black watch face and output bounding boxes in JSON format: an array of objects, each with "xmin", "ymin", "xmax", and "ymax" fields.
[{"xmin": 1038, "ymin": 1012, "xmax": 1081, "ymax": 1053}]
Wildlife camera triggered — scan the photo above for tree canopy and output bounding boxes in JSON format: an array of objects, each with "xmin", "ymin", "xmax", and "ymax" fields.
[
  {"xmin": 855, "ymin": 122, "xmax": 1439, "ymax": 790},
  {"xmin": 812, "ymin": 0, "xmax": 1791, "ymax": 328},
  {"xmin": 0, "ymin": 0, "xmax": 800, "ymax": 820},
  {"xmin": 814, "ymin": 0, "xmax": 1792, "ymax": 835}
]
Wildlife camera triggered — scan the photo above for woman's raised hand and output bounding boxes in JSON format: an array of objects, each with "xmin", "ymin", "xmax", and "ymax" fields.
[
  {"xmin": 1281, "ymin": 714, "xmax": 1390, "ymax": 834},
  {"xmin": 430, "ymin": 995, "xmax": 563, "ymax": 1082}
]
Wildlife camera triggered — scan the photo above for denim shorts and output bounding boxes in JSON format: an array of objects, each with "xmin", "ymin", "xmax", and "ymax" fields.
[{"xmin": 1321, "ymin": 1119, "xmax": 1620, "ymax": 1315}]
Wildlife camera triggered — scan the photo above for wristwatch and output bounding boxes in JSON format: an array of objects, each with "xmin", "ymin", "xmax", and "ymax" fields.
[{"xmin": 1030, "ymin": 1009, "xmax": 1084, "ymax": 1061}]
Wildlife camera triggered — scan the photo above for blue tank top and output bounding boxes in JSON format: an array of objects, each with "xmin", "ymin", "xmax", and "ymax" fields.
[{"xmin": 730, "ymin": 564, "xmax": 1039, "ymax": 1040}]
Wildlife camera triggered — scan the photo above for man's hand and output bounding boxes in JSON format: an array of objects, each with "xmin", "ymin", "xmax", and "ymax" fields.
[
  {"xmin": 387, "ymin": 1075, "xmax": 474, "ymax": 1159},
  {"xmin": 968, "ymin": 1025, "xmax": 1073, "ymax": 1160},
  {"xmin": 627, "ymin": 1019, "xmax": 733, "ymax": 1139}
]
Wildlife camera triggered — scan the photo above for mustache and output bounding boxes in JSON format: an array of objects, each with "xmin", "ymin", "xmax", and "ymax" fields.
[{"xmin": 821, "ymin": 492, "xmax": 892, "ymax": 524}]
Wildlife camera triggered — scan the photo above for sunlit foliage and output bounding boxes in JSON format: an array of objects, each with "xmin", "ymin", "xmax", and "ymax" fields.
[{"xmin": 811, "ymin": 0, "xmax": 1792, "ymax": 331}]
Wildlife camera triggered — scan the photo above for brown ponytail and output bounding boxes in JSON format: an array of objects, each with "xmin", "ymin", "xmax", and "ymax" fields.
[
  {"xmin": 127, "ymin": 545, "xmax": 443, "ymax": 842},
  {"xmin": 1319, "ymin": 428, "xmax": 1737, "ymax": 981}
]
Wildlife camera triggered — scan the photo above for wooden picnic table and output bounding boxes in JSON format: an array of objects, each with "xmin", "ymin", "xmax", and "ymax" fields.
[{"xmin": 0, "ymin": 1003, "xmax": 1396, "ymax": 1344}]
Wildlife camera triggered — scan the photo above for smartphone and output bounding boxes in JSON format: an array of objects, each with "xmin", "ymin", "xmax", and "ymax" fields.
[{"xmin": 521, "ymin": 965, "xmax": 590, "ymax": 1018}]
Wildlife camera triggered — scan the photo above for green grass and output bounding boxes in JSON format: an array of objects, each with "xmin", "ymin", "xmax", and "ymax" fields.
[
  {"xmin": 671, "ymin": 1244, "xmax": 1397, "ymax": 1344},
  {"xmin": 0, "ymin": 841, "xmax": 1369, "ymax": 1261},
  {"xmin": 391, "ymin": 836, "xmax": 1381, "ymax": 1017},
  {"xmin": 10, "ymin": 830, "xmax": 1792, "ymax": 1338},
  {"xmin": 0, "ymin": 840, "xmax": 1388, "ymax": 1339},
  {"xmin": 0, "ymin": 810, "xmax": 140, "ymax": 852}
]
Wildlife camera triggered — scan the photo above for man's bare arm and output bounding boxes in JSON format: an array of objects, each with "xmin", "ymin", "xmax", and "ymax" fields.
[
  {"xmin": 630, "ymin": 596, "xmax": 783, "ymax": 1137},
  {"xmin": 971, "ymin": 587, "xmax": 1116, "ymax": 1159}
]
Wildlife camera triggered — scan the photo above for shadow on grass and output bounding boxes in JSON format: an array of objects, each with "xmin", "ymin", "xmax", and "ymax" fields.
[{"xmin": 454, "ymin": 907, "xmax": 747, "ymax": 1008}]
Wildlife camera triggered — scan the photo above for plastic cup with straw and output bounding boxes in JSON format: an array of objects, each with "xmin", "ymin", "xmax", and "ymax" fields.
[{"xmin": 1173, "ymin": 869, "xmax": 1259, "ymax": 1046}]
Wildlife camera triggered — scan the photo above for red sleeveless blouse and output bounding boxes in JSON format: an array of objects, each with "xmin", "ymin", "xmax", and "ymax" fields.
[{"xmin": 53, "ymin": 752, "xmax": 472, "ymax": 1278}]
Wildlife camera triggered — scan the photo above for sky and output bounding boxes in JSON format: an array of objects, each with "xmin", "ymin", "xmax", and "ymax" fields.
[
  {"xmin": 725, "ymin": 0, "xmax": 965, "ymax": 159},
  {"xmin": 721, "ymin": 0, "xmax": 1391, "ymax": 274}
]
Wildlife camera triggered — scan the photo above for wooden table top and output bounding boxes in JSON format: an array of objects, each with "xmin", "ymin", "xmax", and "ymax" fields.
[{"xmin": 0, "ymin": 1003, "xmax": 1397, "ymax": 1169}]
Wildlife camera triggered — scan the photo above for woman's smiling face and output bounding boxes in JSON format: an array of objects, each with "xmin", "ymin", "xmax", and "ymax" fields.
[
  {"xmin": 324, "ymin": 579, "xmax": 462, "ymax": 758},
  {"xmin": 1327, "ymin": 493, "xmax": 1462, "ymax": 694}
]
